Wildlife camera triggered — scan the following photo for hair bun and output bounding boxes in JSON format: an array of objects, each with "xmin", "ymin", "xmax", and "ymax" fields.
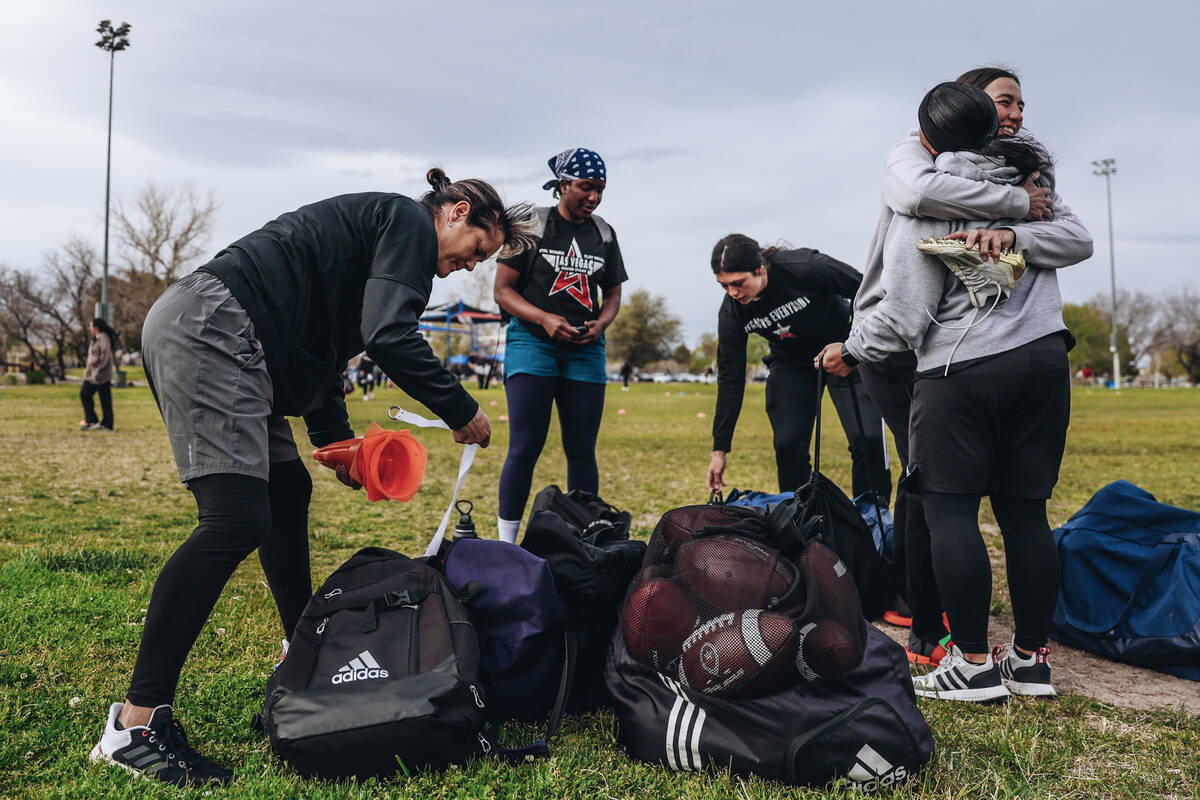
[{"xmin": 426, "ymin": 167, "xmax": 452, "ymax": 192}]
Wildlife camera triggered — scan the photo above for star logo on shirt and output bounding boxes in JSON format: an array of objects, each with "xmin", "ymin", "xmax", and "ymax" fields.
[
  {"xmin": 773, "ymin": 323, "xmax": 795, "ymax": 339},
  {"xmin": 541, "ymin": 236, "xmax": 604, "ymax": 311}
]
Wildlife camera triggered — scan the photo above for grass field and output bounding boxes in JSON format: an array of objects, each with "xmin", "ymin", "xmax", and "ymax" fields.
[{"xmin": 0, "ymin": 380, "xmax": 1197, "ymax": 799}]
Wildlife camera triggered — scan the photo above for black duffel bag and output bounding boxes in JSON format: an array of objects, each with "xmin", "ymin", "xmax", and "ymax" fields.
[
  {"xmin": 606, "ymin": 623, "xmax": 933, "ymax": 790},
  {"xmin": 522, "ymin": 499, "xmax": 646, "ymax": 711}
]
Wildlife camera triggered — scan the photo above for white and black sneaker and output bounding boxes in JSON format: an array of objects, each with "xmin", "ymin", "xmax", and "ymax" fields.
[
  {"xmin": 912, "ymin": 645, "xmax": 1010, "ymax": 703},
  {"xmin": 993, "ymin": 643, "xmax": 1056, "ymax": 697},
  {"xmin": 89, "ymin": 703, "xmax": 233, "ymax": 787}
]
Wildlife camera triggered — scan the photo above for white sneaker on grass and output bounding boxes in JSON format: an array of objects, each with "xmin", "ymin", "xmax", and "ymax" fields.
[
  {"xmin": 912, "ymin": 645, "xmax": 1010, "ymax": 703},
  {"xmin": 90, "ymin": 702, "xmax": 232, "ymax": 787},
  {"xmin": 993, "ymin": 642, "xmax": 1056, "ymax": 697}
]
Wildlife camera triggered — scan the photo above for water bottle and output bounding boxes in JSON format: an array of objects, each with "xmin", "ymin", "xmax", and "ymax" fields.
[{"xmin": 453, "ymin": 499, "xmax": 478, "ymax": 540}]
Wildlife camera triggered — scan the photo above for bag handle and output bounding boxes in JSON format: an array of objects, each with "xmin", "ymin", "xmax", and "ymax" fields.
[
  {"xmin": 1056, "ymin": 533, "xmax": 1180, "ymax": 635},
  {"xmin": 388, "ymin": 406, "xmax": 479, "ymax": 558}
]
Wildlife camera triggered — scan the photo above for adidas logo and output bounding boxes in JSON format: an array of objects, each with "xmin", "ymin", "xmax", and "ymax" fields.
[
  {"xmin": 331, "ymin": 650, "xmax": 390, "ymax": 685},
  {"xmin": 847, "ymin": 743, "xmax": 908, "ymax": 791}
]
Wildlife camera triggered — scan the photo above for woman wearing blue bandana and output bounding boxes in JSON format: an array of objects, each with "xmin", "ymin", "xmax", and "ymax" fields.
[{"xmin": 493, "ymin": 148, "xmax": 627, "ymax": 542}]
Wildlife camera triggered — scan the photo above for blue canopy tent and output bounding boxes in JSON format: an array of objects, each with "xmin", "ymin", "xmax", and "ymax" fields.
[{"xmin": 418, "ymin": 300, "xmax": 504, "ymax": 362}]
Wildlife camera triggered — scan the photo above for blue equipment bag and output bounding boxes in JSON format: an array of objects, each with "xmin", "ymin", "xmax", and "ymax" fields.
[{"xmin": 1051, "ymin": 480, "xmax": 1200, "ymax": 680}]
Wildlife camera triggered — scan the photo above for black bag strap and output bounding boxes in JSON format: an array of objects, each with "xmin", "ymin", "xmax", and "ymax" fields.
[
  {"xmin": 545, "ymin": 627, "xmax": 578, "ymax": 740},
  {"xmin": 810, "ymin": 368, "xmax": 825, "ymax": 480},
  {"xmin": 483, "ymin": 626, "xmax": 579, "ymax": 763},
  {"xmin": 845, "ymin": 375, "xmax": 891, "ymax": 556}
]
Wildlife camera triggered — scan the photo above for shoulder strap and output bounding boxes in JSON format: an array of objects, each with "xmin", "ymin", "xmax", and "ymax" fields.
[
  {"xmin": 532, "ymin": 206, "xmax": 552, "ymax": 240},
  {"xmin": 589, "ymin": 212, "xmax": 614, "ymax": 246}
]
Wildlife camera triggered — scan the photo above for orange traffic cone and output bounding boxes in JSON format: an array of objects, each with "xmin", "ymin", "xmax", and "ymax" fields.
[{"xmin": 312, "ymin": 422, "xmax": 428, "ymax": 502}]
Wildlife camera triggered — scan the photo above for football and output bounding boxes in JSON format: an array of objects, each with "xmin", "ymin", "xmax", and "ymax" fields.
[
  {"xmin": 677, "ymin": 609, "xmax": 800, "ymax": 698},
  {"xmin": 622, "ymin": 577, "xmax": 703, "ymax": 672},
  {"xmin": 673, "ymin": 535, "xmax": 799, "ymax": 613}
]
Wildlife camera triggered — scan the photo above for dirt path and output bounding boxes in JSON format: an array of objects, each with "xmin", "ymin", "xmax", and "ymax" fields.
[{"xmin": 878, "ymin": 618, "xmax": 1200, "ymax": 715}]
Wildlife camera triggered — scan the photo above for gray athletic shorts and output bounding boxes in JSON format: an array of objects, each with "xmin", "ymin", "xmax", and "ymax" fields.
[{"xmin": 142, "ymin": 270, "xmax": 299, "ymax": 483}]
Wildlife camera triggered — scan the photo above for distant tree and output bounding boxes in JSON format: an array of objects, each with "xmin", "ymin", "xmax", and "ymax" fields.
[
  {"xmin": 0, "ymin": 267, "xmax": 54, "ymax": 373},
  {"xmin": 1062, "ymin": 302, "xmax": 1134, "ymax": 377},
  {"xmin": 671, "ymin": 343, "xmax": 692, "ymax": 369},
  {"xmin": 606, "ymin": 289, "xmax": 682, "ymax": 367},
  {"xmin": 114, "ymin": 181, "xmax": 217, "ymax": 282},
  {"xmin": 690, "ymin": 332, "xmax": 718, "ymax": 372},
  {"xmin": 41, "ymin": 237, "xmax": 101, "ymax": 368},
  {"xmin": 1156, "ymin": 286, "xmax": 1200, "ymax": 383},
  {"xmin": 1087, "ymin": 290, "xmax": 1159, "ymax": 374},
  {"xmin": 745, "ymin": 334, "xmax": 770, "ymax": 376},
  {"xmin": 109, "ymin": 182, "xmax": 218, "ymax": 346}
]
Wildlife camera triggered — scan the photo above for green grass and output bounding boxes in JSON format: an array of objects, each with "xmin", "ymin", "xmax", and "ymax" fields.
[{"xmin": 0, "ymin": 381, "xmax": 1197, "ymax": 798}]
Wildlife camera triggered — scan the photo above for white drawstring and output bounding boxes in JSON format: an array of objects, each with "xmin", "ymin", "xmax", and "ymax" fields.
[
  {"xmin": 924, "ymin": 282, "xmax": 1003, "ymax": 376},
  {"xmin": 388, "ymin": 406, "xmax": 479, "ymax": 557}
]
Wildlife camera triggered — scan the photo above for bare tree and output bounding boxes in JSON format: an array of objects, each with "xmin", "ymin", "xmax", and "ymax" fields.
[
  {"xmin": 1088, "ymin": 289, "xmax": 1162, "ymax": 370},
  {"xmin": 0, "ymin": 266, "xmax": 54, "ymax": 373},
  {"xmin": 1156, "ymin": 286, "xmax": 1200, "ymax": 383},
  {"xmin": 40, "ymin": 237, "xmax": 101, "ymax": 368},
  {"xmin": 114, "ymin": 181, "xmax": 217, "ymax": 282}
]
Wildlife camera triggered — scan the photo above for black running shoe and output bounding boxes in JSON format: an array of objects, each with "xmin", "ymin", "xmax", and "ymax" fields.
[
  {"xmin": 994, "ymin": 643, "xmax": 1056, "ymax": 697},
  {"xmin": 90, "ymin": 703, "xmax": 233, "ymax": 787}
]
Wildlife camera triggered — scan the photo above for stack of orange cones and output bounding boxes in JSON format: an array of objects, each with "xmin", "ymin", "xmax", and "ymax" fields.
[{"xmin": 312, "ymin": 421, "xmax": 428, "ymax": 502}]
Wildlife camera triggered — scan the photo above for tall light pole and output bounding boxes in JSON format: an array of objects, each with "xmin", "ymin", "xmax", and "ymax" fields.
[
  {"xmin": 94, "ymin": 20, "xmax": 131, "ymax": 326},
  {"xmin": 1092, "ymin": 158, "xmax": 1119, "ymax": 388}
]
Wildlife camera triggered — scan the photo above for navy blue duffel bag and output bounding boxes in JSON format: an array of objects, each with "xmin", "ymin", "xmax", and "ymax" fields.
[{"xmin": 1051, "ymin": 480, "xmax": 1200, "ymax": 680}]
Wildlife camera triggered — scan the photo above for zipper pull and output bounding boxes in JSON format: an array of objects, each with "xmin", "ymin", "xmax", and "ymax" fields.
[
  {"xmin": 315, "ymin": 617, "xmax": 328, "ymax": 635},
  {"xmin": 470, "ymin": 684, "xmax": 485, "ymax": 708}
]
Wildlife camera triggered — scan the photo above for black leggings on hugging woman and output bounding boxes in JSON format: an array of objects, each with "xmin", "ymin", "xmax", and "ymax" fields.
[
  {"xmin": 497, "ymin": 373, "xmax": 606, "ymax": 521},
  {"xmin": 923, "ymin": 491, "xmax": 1061, "ymax": 655},
  {"xmin": 125, "ymin": 460, "xmax": 313, "ymax": 707}
]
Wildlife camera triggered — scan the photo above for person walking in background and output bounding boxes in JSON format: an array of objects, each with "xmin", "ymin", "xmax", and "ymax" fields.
[
  {"xmin": 819, "ymin": 81, "xmax": 1091, "ymax": 703},
  {"xmin": 357, "ymin": 355, "xmax": 377, "ymax": 400},
  {"xmin": 80, "ymin": 317, "xmax": 117, "ymax": 432},
  {"xmin": 851, "ymin": 66, "xmax": 1093, "ymax": 667},
  {"xmin": 706, "ymin": 234, "xmax": 891, "ymax": 504},
  {"xmin": 90, "ymin": 172, "xmax": 534, "ymax": 787},
  {"xmin": 493, "ymin": 148, "xmax": 627, "ymax": 544}
]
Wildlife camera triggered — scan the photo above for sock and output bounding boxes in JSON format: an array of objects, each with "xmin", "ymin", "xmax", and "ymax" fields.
[{"xmin": 497, "ymin": 518, "xmax": 520, "ymax": 544}]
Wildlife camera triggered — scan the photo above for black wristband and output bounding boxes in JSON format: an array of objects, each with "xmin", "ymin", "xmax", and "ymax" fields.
[{"xmin": 840, "ymin": 344, "xmax": 860, "ymax": 367}]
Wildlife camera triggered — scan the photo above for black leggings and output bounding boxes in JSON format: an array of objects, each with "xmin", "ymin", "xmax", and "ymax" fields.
[
  {"xmin": 81, "ymin": 381, "xmax": 114, "ymax": 429},
  {"xmin": 859, "ymin": 353, "xmax": 944, "ymax": 642},
  {"xmin": 765, "ymin": 362, "xmax": 891, "ymax": 501},
  {"xmin": 126, "ymin": 460, "xmax": 313, "ymax": 706},
  {"xmin": 922, "ymin": 491, "xmax": 1060, "ymax": 654},
  {"xmin": 498, "ymin": 373, "xmax": 606, "ymax": 521}
]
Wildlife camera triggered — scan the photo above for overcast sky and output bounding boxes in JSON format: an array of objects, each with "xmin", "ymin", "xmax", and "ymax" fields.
[{"xmin": 4, "ymin": 0, "xmax": 1197, "ymax": 344}]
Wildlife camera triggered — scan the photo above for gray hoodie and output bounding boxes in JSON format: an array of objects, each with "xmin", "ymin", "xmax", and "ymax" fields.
[
  {"xmin": 845, "ymin": 147, "xmax": 1093, "ymax": 372},
  {"xmin": 849, "ymin": 136, "xmax": 1094, "ymax": 371}
]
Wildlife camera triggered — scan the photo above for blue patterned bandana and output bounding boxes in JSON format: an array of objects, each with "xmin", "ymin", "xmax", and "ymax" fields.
[{"xmin": 542, "ymin": 148, "xmax": 607, "ymax": 191}]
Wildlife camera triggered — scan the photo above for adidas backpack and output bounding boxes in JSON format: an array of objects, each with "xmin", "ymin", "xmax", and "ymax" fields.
[{"xmin": 257, "ymin": 547, "xmax": 488, "ymax": 779}]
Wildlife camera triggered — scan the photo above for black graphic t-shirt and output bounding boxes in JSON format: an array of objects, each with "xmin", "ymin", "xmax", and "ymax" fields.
[
  {"xmin": 498, "ymin": 207, "xmax": 627, "ymax": 342},
  {"xmin": 712, "ymin": 248, "xmax": 862, "ymax": 452}
]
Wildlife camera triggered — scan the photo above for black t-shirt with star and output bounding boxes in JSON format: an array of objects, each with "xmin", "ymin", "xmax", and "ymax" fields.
[
  {"xmin": 498, "ymin": 206, "xmax": 628, "ymax": 343},
  {"xmin": 712, "ymin": 248, "xmax": 862, "ymax": 452}
]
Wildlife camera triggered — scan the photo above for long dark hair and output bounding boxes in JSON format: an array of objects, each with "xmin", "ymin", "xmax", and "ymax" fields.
[
  {"xmin": 917, "ymin": 82, "xmax": 1049, "ymax": 181},
  {"xmin": 956, "ymin": 66, "xmax": 1020, "ymax": 91},
  {"xmin": 420, "ymin": 168, "xmax": 538, "ymax": 258},
  {"xmin": 91, "ymin": 316, "xmax": 117, "ymax": 346}
]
